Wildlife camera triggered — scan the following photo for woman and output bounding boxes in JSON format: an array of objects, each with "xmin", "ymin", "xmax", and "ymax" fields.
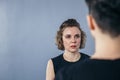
[{"xmin": 46, "ymin": 18, "xmax": 89, "ymax": 80}]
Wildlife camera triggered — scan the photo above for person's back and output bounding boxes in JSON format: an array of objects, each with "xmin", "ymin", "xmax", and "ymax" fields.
[
  {"xmin": 55, "ymin": 59, "xmax": 120, "ymax": 80},
  {"xmin": 55, "ymin": 0, "xmax": 120, "ymax": 80}
]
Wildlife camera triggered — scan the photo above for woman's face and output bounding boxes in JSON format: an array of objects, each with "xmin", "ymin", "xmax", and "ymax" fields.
[{"xmin": 62, "ymin": 27, "xmax": 81, "ymax": 53}]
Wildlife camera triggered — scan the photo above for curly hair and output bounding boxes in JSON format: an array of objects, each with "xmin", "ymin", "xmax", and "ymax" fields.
[{"xmin": 55, "ymin": 19, "xmax": 86, "ymax": 50}]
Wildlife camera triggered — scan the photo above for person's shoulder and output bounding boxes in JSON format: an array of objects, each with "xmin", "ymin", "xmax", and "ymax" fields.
[
  {"xmin": 55, "ymin": 59, "xmax": 120, "ymax": 80},
  {"xmin": 80, "ymin": 52, "xmax": 90, "ymax": 58},
  {"xmin": 51, "ymin": 54, "xmax": 63, "ymax": 62}
]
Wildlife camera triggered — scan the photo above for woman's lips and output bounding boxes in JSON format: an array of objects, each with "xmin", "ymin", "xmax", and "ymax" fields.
[{"xmin": 70, "ymin": 45, "xmax": 76, "ymax": 48}]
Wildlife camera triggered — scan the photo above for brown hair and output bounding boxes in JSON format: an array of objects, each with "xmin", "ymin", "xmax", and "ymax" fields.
[{"xmin": 55, "ymin": 19, "xmax": 86, "ymax": 50}]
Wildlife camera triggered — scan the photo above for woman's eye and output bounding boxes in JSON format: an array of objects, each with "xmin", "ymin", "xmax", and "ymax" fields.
[
  {"xmin": 65, "ymin": 35, "xmax": 71, "ymax": 38},
  {"xmin": 75, "ymin": 34, "xmax": 80, "ymax": 38}
]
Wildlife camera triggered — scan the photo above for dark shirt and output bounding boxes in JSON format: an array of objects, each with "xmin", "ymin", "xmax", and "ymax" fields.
[
  {"xmin": 51, "ymin": 52, "xmax": 89, "ymax": 75},
  {"xmin": 55, "ymin": 58, "xmax": 120, "ymax": 80}
]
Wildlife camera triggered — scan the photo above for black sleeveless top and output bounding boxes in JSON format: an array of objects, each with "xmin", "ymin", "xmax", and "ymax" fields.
[
  {"xmin": 55, "ymin": 59, "xmax": 120, "ymax": 80},
  {"xmin": 51, "ymin": 53, "xmax": 89, "ymax": 75}
]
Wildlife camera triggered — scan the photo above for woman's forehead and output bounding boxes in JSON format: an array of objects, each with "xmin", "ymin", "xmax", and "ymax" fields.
[{"xmin": 63, "ymin": 27, "xmax": 81, "ymax": 34}]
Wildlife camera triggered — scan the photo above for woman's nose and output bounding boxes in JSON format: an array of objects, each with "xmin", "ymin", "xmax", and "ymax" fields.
[{"xmin": 71, "ymin": 37, "xmax": 76, "ymax": 43}]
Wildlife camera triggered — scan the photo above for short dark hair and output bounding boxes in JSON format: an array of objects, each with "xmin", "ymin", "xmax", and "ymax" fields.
[
  {"xmin": 85, "ymin": 0, "xmax": 120, "ymax": 37},
  {"xmin": 56, "ymin": 19, "xmax": 86, "ymax": 50}
]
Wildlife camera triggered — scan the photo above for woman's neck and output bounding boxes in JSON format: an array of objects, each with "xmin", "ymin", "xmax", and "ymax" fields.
[{"xmin": 63, "ymin": 51, "xmax": 81, "ymax": 62}]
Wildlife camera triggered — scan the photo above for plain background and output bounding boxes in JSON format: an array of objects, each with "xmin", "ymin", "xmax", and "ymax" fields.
[{"xmin": 0, "ymin": 0, "xmax": 95, "ymax": 80}]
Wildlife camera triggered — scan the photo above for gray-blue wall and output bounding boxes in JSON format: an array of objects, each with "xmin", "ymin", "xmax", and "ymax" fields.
[{"xmin": 0, "ymin": 0, "xmax": 94, "ymax": 80}]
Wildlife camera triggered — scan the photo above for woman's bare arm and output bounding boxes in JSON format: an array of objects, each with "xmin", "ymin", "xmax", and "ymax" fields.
[{"xmin": 46, "ymin": 59, "xmax": 55, "ymax": 80}]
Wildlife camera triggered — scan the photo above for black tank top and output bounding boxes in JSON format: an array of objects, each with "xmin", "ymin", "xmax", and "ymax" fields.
[{"xmin": 51, "ymin": 53, "xmax": 89, "ymax": 75}]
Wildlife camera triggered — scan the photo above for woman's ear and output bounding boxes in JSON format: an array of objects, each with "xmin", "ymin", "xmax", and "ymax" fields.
[{"xmin": 87, "ymin": 15, "xmax": 95, "ymax": 30}]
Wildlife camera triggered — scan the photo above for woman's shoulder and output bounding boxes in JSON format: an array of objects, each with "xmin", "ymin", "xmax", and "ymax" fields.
[
  {"xmin": 51, "ymin": 54, "xmax": 63, "ymax": 62},
  {"xmin": 80, "ymin": 52, "xmax": 90, "ymax": 58}
]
